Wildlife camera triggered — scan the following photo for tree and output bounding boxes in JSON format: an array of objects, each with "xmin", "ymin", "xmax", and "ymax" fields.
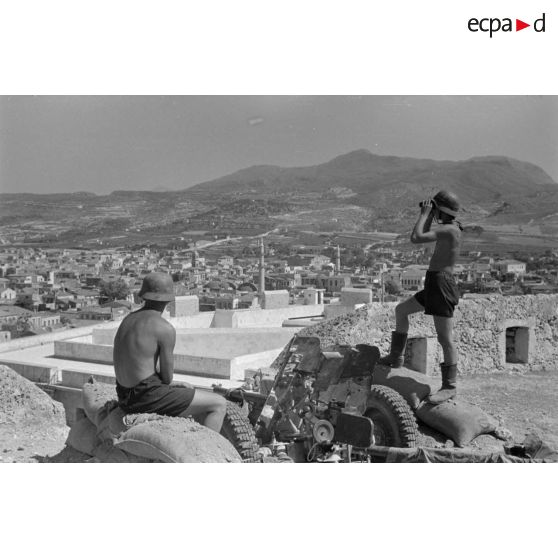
[
  {"xmin": 384, "ymin": 278, "xmax": 402, "ymax": 295},
  {"xmin": 16, "ymin": 316, "xmax": 32, "ymax": 333},
  {"xmin": 100, "ymin": 279, "xmax": 130, "ymax": 302},
  {"xmin": 13, "ymin": 316, "xmax": 35, "ymax": 338},
  {"xmin": 344, "ymin": 247, "xmax": 366, "ymax": 267}
]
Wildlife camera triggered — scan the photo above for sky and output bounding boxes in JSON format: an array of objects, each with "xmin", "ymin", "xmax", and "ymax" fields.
[{"xmin": 0, "ymin": 95, "xmax": 557, "ymax": 194}]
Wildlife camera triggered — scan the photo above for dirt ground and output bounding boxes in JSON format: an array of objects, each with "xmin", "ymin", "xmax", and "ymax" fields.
[
  {"xmin": 1, "ymin": 368, "xmax": 557, "ymax": 462},
  {"xmin": 413, "ymin": 369, "xmax": 558, "ymax": 452},
  {"xmin": 458, "ymin": 369, "xmax": 558, "ymax": 450}
]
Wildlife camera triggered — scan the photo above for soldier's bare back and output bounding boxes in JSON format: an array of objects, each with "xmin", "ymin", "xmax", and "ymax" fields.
[{"xmin": 113, "ymin": 308, "xmax": 175, "ymax": 388}]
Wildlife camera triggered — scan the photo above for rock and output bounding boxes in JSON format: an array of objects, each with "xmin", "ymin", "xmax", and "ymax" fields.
[
  {"xmin": 493, "ymin": 426, "xmax": 514, "ymax": 441},
  {"xmin": 0, "ymin": 365, "xmax": 66, "ymax": 428}
]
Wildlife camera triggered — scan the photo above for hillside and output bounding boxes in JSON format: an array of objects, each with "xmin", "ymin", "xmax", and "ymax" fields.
[
  {"xmin": 184, "ymin": 150, "xmax": 558, "ymax": 234},
  {"xmin": 187, "ymin": 149, "xmax": 557, "ymax": 204},
  {"xmin": 1, "ymin": 150, "xmax": 558, "ymax": 246}
]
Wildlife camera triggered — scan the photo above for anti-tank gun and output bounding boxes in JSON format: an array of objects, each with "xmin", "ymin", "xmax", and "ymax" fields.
[{"xmin": 214, "ymin": 336, "xmax": 419, "ymax": 462}]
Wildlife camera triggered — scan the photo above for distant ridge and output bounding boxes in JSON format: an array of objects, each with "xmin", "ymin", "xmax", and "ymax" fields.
[
  {"xmin": 185, "ymin": 149, "xmax": 557, "ymax": 207},
  {"xmin": 2, "ymin": 150, "xmax": 557, "ymax": 231}
]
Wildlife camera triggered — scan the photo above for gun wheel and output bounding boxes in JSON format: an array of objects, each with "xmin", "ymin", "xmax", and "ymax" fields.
[
  {"xmin": 220, "ymin": 402, "xmax": 259, "ymax": 462},
  {"xmin": 365, "ymin": 385, "xmax": 418, "ymax": 448}
]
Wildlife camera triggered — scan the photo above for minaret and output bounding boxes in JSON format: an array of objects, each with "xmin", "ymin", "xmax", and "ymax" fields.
[
  {"xmin": 336, "ymin": 245, "xmax": 341, "ymax": 273},
  {"xmin": 258, "ymin": 237, "xmax": 265, "ymax": 295}
]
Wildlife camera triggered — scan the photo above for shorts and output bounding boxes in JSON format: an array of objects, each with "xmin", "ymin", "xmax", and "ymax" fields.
[
  {"xmin": 116, "ymin": 373, "xmax": 196, "ymax": 416},
  {"xmin": 414, "ymin": 270, "xmax": 459, "ymax": 318}
]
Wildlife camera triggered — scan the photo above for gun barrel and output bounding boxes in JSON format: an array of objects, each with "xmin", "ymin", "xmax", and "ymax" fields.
[{"xmin": 213, "ymin": 385, "xmax": 267, "ymax": 404}]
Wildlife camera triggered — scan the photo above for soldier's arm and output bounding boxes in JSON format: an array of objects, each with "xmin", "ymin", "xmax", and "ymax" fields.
[
  {"xmin": 411, "ymin": 204, "xmax": 437, "ymax": 244},
  {"xmin": 157, "ymin": 321, "xmax": 176, "ymax": 384}
]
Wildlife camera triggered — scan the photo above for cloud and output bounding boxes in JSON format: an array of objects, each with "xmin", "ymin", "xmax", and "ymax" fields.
[{"xmin": 248, "ymin": 116, "xmax": 264, "ymax": 126}]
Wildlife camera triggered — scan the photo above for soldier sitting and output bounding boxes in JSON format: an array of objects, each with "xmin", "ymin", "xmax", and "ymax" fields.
[{"xmin": 113, "ymin": 272, "xmax": 227, "ymax": 431}]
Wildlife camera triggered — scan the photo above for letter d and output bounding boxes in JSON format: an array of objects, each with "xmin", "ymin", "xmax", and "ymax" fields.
[{"xmin": 534, "ymin": 13, "xmax": 545, "ymax": 32}]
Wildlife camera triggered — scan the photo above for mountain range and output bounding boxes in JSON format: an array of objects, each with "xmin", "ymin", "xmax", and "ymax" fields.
[
  {"xmin": 2, "ymin": 150, "xmax": 558, "ymax": 235},
  {"xmin": 188, "ymin": 149, "xmax": 556, "ymax": 206}
]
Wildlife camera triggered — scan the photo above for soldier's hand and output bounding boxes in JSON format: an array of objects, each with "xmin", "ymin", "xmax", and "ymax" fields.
[{"xmin": 419, "ymin": 199, "xmax": 433, "ymax": 215}]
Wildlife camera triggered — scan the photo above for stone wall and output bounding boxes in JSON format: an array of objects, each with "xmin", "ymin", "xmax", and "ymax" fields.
[{"xmin": 303, "ymin": 294, "xmax": 558, "ymax": 376}]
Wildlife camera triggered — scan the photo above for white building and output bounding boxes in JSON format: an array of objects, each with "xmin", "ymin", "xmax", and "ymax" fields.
[
  {"xmin": 0, "ymin": 288, "xmax": 17, "ymax": 301},
  {"xmin": 494, "ymin": 260, "xmax": 526, "ymax": 276},
  {"xmin": 218, "ymin": 256, "xmax": 234, "ymax": 268},
  {"xmin": 400, "ymin": 266, "xmax": 428, "ymax": 290}
]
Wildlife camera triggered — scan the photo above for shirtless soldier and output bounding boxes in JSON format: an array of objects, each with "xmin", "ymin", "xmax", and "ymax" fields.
[
  {"xmin": 378, "ymin": 190, "xmax": 462, "ymax": 404},
  {"xmin": 113, "ymin": 272, "xmax": 227, "ymax": 431}
]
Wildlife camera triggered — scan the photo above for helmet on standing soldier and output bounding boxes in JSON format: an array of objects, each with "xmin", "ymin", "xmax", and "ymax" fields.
[{"xmin": 433, "ymin": 190, "xmax": 460, "ymax": 218}]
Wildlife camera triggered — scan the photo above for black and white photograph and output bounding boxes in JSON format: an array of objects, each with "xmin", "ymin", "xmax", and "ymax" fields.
[
  {"xmin": 1, "ymin": 95, "xmax": 557, "ymax": 463},
  {"xmin": 0, "ymin": 1, "xmax": 556, "ymax": 557}
]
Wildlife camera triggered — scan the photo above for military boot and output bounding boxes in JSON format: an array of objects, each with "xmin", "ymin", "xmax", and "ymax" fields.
[
  {"xmin": 378, "ymin": 331, "xmax": 408, "ymax": 368},
  {"xmin": 427, "ymin": 363, "xmax": 457, "ymax": 405}
]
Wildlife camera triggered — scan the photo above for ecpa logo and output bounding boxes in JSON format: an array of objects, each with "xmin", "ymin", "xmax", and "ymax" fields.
[{"xmin": 468, "ymin": 13, "xmax": 546, "ymax": 37}]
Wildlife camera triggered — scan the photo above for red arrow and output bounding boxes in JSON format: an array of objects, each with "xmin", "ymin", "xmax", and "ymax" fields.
[{"xmin": 516, "ymin": 19, "xmax": 530, "ymax": 31}]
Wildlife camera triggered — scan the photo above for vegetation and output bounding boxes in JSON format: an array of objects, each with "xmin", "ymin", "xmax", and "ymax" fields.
[
  {"xmin": 384, "ymin": 278, "xmax": 402, "ymax": 295},
  {"xmin": 99, "ymin": 278, "xmax": 130, "ymax": 302}
]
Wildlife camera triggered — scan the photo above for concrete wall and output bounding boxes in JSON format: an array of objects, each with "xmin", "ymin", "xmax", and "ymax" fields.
[
  {"xmin": 55, "ymin": 336, "xmax": 113, "ymax": 363},
  {"xmin": 55, "ymin": 327, "xmax": 297, "ymax": 380},
  {"xmin": 92, "ymin": 312, "xmax": 217, "ymax": 344},
  {"xmin": 173, "ymin": 313, "xmax": 215, "ymax": 329},
  {"xmin": 168, "ymin": 295, "xmax": 199, "ymax": 317},
  {"xmin": 262, "ymin": 290, "xmax": 289, "ymax": 309},
  {"xmin": 91, "ymin": 326, "xmax": 295, "ymax": 357},
  {"xmin": 0, "ymin": 359, "xmax": 61, "ymax": 383},
  {"xmin": 177, "ymin": 349, "xmax": 284, "ymax": 381},
  {"xmin": 324, "ymin": 302, "xmax": 366, "ymax": 320},
  {"xmin": 173, "ymin": 353, "xmax": 234, "ymax": 378},
  {"xmin": 213, "ymin": 304, "xmax": 324, "ymax": 328},
  {"xmin": 340, "ymin": 288, "xmax": 373, "ymax": 305},
  {"xmin": 404, "ymin": 336, "xmax": 440, "ymax": 376},
  {"xmin": 93, "ymin": 305, "xmax": 324, "ymax": 333},
  {"xmin": 0, "ymin": 324, "xmax": 97, "ymax": 354},
  {"xmin": 173, "ymin": 328, "xmax": 296, "ymax": 357},
  {"xmin": 49, "ymin": 385, "xmax": 83, "ymax": 426},
  {"xmin": 53, "ymin": 338, "xmax": 234, "ymax": 378},
  {"xmin": 230, "ymin": 349, "xmax": 284, "ymax": 381},
  {"xmin": 92, "ymin": 327, "xmax": 118, "ymax": 345},
  {"xmin": 303, "ymin": 294, "xmax": 558, "ymax": 376}
]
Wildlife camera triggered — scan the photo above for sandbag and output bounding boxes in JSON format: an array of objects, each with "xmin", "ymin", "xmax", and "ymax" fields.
[
  {"xmin": 521, "ymin": 432, "xmax": 558, "ymax": 461},
  {"xmin": 373, "ymin": 364, "xmax": 435, "ymax": 410},
  {"xmin": 82, "ymin": 380, "xmax": 118, "ymax": 427},
  {"xmin": 93, "ymin": 440, "xmax": 155, "ymax": 463},
  {"xmin": 114, "ymin": 416, "xmax": 242, "ymax": 463},
  {"xmin": 416, "ymin": 400, "xmax": 498, "ymax": 447},
  {"xmin": 96, "ymin": 402, "xmax": 128, "ymax": 442},
  {"xmin": 66, "ymin": 417, "xmax": 99, "ymax": 456}
]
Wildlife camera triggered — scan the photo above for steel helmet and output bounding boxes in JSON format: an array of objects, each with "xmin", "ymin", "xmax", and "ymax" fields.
[
  {"xmin": 138, "ymin": 272, "xmax": 175, "ymax": 302},
  {"xmin": 433, "ymin": 190, "xmax": 460, "ymax": 217}
]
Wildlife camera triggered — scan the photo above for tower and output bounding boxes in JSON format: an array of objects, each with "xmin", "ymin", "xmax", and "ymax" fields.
[
  {"xmin": 336, "ymin": 245, "xmax": 341, "ymax": 273},
  {"xmin": 258, "ymin": 237, "xmax": 265, "ymax": 295}
]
